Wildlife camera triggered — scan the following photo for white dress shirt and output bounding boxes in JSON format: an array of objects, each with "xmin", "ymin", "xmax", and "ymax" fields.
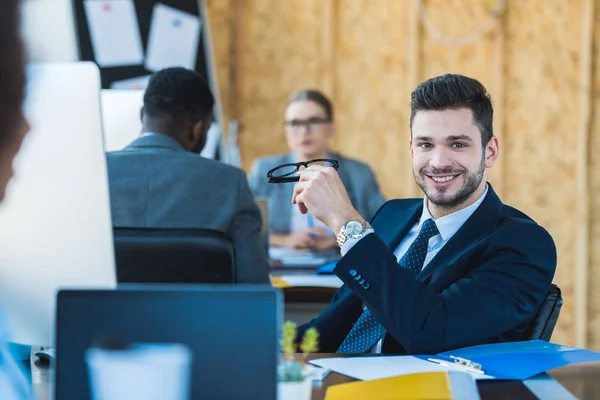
[{"xmin": 340, "ymin": 185, "xmax": 489, "ymax": 352}]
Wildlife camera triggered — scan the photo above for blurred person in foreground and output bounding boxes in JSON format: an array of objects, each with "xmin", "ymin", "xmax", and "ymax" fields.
[{"xmin": 0, "ymin": 0, "xmax": 34, "ymax": 398}]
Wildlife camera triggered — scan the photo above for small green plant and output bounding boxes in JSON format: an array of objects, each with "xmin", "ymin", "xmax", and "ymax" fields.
[{"xmin": 278, "ymin": 321, "xmax": 319, "ymax": 382}]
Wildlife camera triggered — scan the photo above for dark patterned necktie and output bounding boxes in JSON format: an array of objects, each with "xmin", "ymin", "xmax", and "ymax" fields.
[
  {"xmin": 336, "ymin": 219, "xmax": 439, "ymax": 354},
  {"xmin": 398, "ymin": 219, "xmax": 439, "ymax": 275}
]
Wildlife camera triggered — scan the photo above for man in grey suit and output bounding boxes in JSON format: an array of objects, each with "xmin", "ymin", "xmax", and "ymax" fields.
[{"xmin": 107, "ymin": 67, "xmax": 270, "ymax": 283}]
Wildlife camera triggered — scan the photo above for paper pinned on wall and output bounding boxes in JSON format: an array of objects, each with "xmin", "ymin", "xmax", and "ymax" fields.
[
  {"xmin": 200, "ymin": 122, "xmax": 221, "ymax": 159},
  {"xmin": 110, "ymin": 75, "xmax": 152, "ymax": 90},
  {"xmin": 144, "ymin": 3, "xmax": 202, "ymax": 72},
  {"xmin": 84, "ymin": 0, "xmax": 144, "ymax": 68}
]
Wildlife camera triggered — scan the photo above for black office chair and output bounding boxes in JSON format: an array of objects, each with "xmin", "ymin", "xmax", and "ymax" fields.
[
  {"xmin": 113, "ymin": 228, "xmax": 235, "ymax": 284},
  {"xmin": 526, "ymin": 284, "xmax": 563, "ymax": 341}
]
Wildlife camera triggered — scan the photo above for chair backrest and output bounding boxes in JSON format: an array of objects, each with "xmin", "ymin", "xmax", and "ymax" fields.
[
  {"xmin": 255, "ymin": 197, "xmax": 269, "ymax": 255},
  {"xmin": 526, "ymin": 283, "xmax": 563, "ymax": 341},
  {"xmin": 113, "ymin": 228, "xmax": 235, "ymax": 284}
]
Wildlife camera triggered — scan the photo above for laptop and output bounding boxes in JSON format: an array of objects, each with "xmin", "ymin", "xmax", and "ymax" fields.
[{"xmin": 55, "ymin": 286, "xmax": 281, "ymax": 399}]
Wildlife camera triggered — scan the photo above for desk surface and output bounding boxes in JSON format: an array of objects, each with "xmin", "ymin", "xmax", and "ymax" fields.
[{"xmin": 31, "ymin": 353, "xmax": 600, "ymax": 399}]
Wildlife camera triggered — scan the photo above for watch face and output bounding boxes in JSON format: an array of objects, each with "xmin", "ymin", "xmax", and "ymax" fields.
[{"xmin": 344, "ymin": 220, "xmax": 364, "ymax": 238}]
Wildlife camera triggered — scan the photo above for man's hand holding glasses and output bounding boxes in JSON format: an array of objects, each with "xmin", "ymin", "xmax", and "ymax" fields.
[{"xmin": 267, "ymin": 159, "xmax": 339, "ymax": 183}]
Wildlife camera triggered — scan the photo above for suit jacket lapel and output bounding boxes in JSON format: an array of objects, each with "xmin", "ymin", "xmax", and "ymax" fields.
[
  {"xmin": 417, "ymin": 185, "xmax": 504, "ymax": 282},
  {"xmin": 373, "ymin": 201, "xmax": 422, "ymax": 251}
]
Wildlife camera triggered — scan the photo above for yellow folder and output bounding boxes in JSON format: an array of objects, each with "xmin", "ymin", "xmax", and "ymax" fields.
[{"xmin": 325, "ymin": 371, "xmax": 480, "ymax": 400}]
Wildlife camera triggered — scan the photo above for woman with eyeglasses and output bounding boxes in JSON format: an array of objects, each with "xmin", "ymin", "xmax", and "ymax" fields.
[{"xmin": 248, "ymin": 89, "xmax": 385, "ymax": 250}]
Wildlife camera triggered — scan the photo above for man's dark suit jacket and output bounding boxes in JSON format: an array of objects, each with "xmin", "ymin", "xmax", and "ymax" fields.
[{"xmin": 299, "ymin": 185, "xmax": 557, "ymax": 354}]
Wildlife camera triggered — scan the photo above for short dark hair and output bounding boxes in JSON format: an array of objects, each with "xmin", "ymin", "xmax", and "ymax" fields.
[
  {"xmin": 0, "ymin": 0, "xmax": 25, "ymax": 147},
  {"xmin": 410, "ymin": 74, "xmax": 494, "ymax": 145},
  {"xmin": 288, "ymin": 89, "xmax": 334, "ymax": 121},
  {"xmin": 143, "ymin": 67, "xmax": 214, "ymax": 121}
]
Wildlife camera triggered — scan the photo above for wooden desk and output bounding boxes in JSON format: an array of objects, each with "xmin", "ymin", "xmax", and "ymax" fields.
[
  {"xmin": 31, "ymin": 353, "xmax": 600, "ymax": 399},
  {"xmin": 271, "ymin": 268, "xmax": 339, "ymax": 325}
]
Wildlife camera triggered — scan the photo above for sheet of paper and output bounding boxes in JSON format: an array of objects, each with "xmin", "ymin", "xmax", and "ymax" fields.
[
  {"xmin": 269, "ymin": 247, "xmax": 339, "ymax": 267},
  {"xmin": 522, "ymin": 373, "xmax": 577, "ymax": 400},
  {"xmin": 84, "ymin": 0, "xmax": 144, "ymax": 67},
  {"xmin": 310, "ymin": 356, "xmax": 493, "ymax": 381},
  {"xmin": 145, "ymin": 3, "xmax": 202, "ymax": 71},
  {"xmin": 199, "ymin": 122, "xmax": 221, "ymax": 159},
  {"xmin": 278, "ymin": 275, "xmax": 343, "ymax": 288},
  {"xmin": 110, "ymin": 75, "xmax": 152, "ymax": 90}
]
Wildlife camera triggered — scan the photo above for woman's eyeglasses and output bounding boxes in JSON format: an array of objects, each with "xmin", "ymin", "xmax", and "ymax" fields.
[
  {"xmin": 267, "ymin": 159, "xmax": 339, "ymax": 183},
  {"xmin": 284, "ymin": 117, "xmax": 331, "ymax": 132}
]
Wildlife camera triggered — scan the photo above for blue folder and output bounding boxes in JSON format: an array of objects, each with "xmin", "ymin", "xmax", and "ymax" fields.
[
  {"xmin": 419, "ymin": 340, "xmax": 600, "ymax": 380},
  {"xmin": 316, "ymin": 260, "xmax": 338, "ymax": 275}
]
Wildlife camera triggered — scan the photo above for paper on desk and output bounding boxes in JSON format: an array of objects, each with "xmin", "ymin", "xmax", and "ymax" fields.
[
  {"xmin": 310, "ymin": 356, "xmax": 493, "ymax": 381},
  {"xmin": 522, "ymin": 373, "xmax": 577, "ymax": 400},
  {"xmin": 145, "ymin": 4, "xmax": 202, "ymax": 72},
  {"xmin": 278, "ymin": 275, "xmax": 343, "ymax": 288},
  {"xmin": 84, "ymin": 0, "xmax": 144, "ymax": 68},
  {"xmin": 303, "ymin": 364, "xmax": 331, "ymax": 381},
  {"xmin": 269, "ymin": 247, "xmax": 332, "ymax": 267}
]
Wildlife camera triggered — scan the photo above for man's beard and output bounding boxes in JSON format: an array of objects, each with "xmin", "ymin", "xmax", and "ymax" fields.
[{"xmin": 414, "ymin": 155, "xmax": 485, "ymax": 210}]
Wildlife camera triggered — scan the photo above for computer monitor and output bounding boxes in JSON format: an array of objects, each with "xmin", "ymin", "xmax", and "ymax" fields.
[
  {"xmin": 100, "ymin": 88, "xmax": 221, "ymax": 158},
  {"xmin": 55, "ymin": 286, "xmax": 281, "ymax": 400},
  {"xmin": 0, "ymin": 62, "xmax": 116, "ymax": 348},
  {"xmin": 100, "ymin": 89, "xmax": 144, "ymax": 152}
]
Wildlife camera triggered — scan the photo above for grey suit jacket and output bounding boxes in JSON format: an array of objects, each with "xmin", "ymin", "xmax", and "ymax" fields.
[
  {"xmin": 107, "ymin": 133, "xmax": 270, "ymax": 284},
  {"xmin": 248, "ymin": 152, "xmax": 385, "ymax": 234}
]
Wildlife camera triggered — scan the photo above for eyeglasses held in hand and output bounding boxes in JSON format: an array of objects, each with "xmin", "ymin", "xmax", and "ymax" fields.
[{"xmin": 267, "ymin": 159, "xmax": 339, "ymax": 183}]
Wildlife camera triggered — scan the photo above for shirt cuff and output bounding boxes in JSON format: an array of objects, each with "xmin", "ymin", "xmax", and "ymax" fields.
[{"xmin": 340, "ymin": 229, "xmax": 375, "ymax": 256}]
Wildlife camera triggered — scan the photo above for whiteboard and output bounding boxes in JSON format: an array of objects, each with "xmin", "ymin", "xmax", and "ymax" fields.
[{"xmin": 100, "ymin": 89, "xmax": 144, "ymax": 152}]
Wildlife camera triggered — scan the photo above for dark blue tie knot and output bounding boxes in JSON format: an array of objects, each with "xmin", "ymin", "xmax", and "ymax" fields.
[
  {"xmin": 398, "ymin": 218, "xmax": 439, "ymax": 275},
  {"xmin": 420, "ymin": 218, "xmax": 439, "ymax": 240}
]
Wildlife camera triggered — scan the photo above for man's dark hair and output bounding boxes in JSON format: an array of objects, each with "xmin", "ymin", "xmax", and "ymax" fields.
[
  {"xmin": 0, "ymin": 0, "xmax": 25, "ymax": 146},
  {"xmin": 288, "ymin": 89, "xmax": 334, "ymax": 121},
  {"xmin": 143, "ymin": 67, "xmax": 214, "ymax": 121},
  {"xmin": 410, "ymin": 74, "xmax": 494, "ymax": 145}
]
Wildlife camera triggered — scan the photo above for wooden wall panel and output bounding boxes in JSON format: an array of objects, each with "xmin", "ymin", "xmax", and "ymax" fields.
[
  {"xmin": 235, "ymin": 0, "xmax": 327, "ymax": 171},
  {"xmin": 419, "ymin": 0, "xmax": 502, "ymax": 194},
  {"xmin": 503, "ymin": 0, "xmax": 583, "ymax": 345},
  {"xmin": 204, "ymin": 0, "xmax": 234, "ymax": 135},
  {"xmin": 419, "ymin": 0, "xmax": 495, "ymax": 81},
  {"xmin": 588, "ymin": 0, "xmax": 600, "ymax": 349},
  {"xmin": 333, "ymin": 0, "xmax": 413, "ymax": 199}
]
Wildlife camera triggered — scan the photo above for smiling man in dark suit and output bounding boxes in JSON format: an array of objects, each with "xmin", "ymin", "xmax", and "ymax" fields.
[{"xmin": 292, "ymin": 74, "xmax": 557, "ymax": 354}]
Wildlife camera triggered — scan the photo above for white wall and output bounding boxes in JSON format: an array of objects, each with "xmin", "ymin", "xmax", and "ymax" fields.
[{"xmin": 21, "ymin": 0, "xmax": 78, "ymax": 62}]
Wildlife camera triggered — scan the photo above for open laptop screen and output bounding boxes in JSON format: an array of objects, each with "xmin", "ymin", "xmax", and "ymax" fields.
[{"xmin": 55, "ymin": 286, "xmax": 280, "ymax": 400}]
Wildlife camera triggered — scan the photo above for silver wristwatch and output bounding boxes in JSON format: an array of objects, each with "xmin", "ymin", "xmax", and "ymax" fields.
[{"xmin": 336, "ymin": 219, "xmax": 372, "ymax": 248}]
